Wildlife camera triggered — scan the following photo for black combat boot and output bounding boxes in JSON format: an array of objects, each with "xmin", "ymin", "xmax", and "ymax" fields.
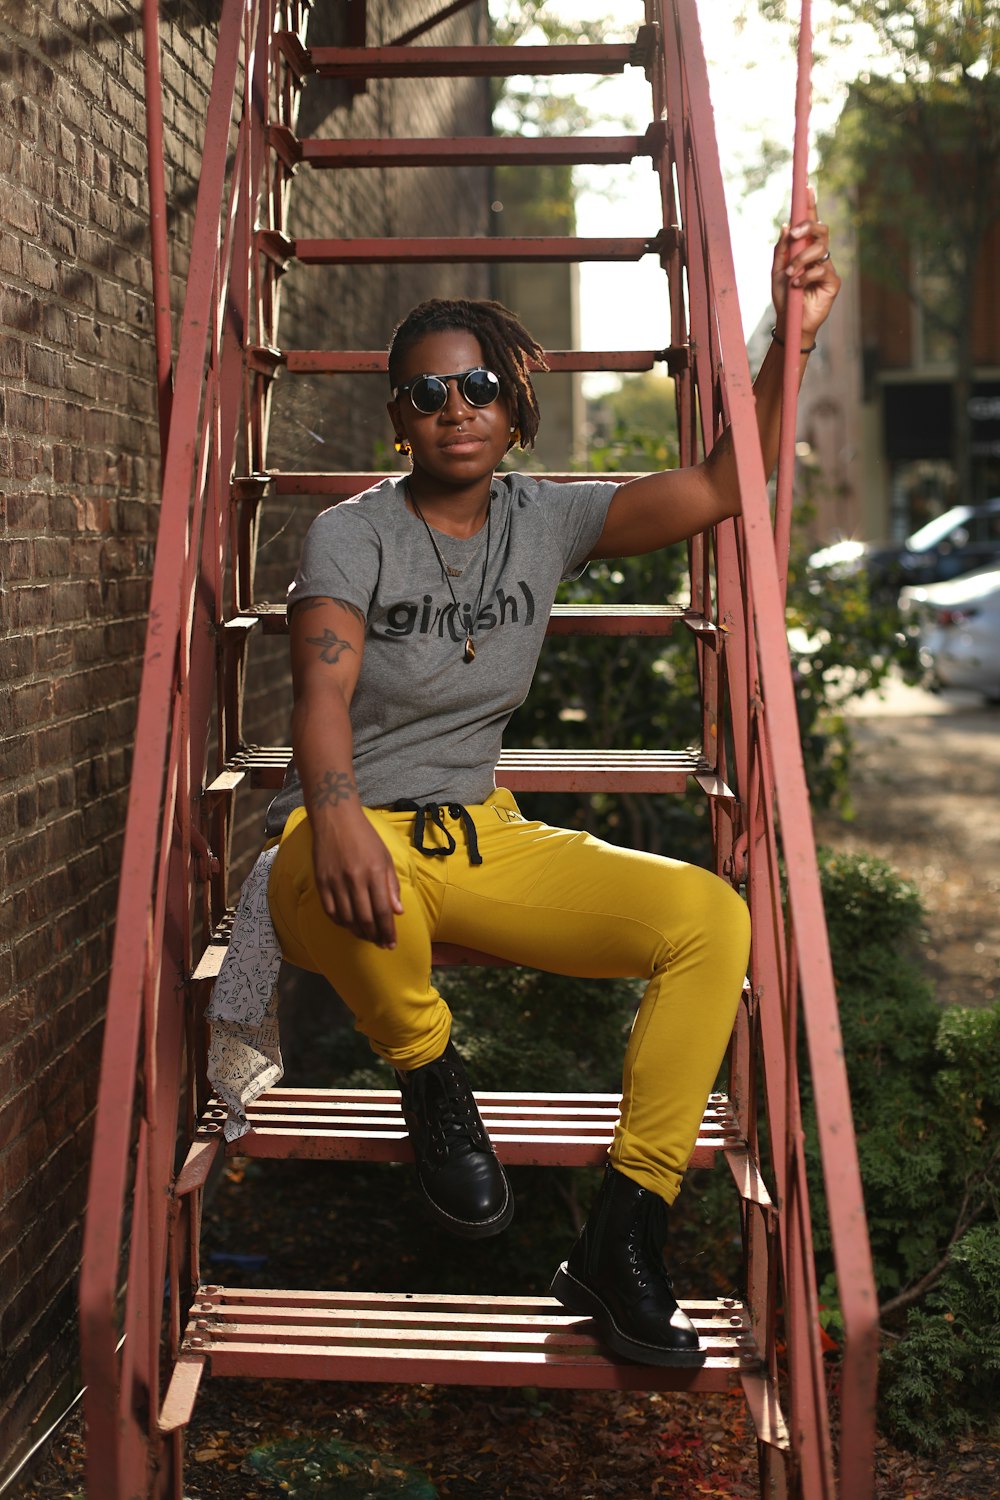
[
  {"xmin": 550, "ymin": 1163, "xmax": 704, "ymax": 1366},
  {"xmin": 395, "ymin": 1039, "xmax": 513, "ymax": 1239}
]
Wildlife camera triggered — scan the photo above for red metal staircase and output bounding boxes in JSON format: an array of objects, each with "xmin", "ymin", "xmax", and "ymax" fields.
[{"xmin": 80, "ymin": 3, "xmax": 879, "ymax": 1496}]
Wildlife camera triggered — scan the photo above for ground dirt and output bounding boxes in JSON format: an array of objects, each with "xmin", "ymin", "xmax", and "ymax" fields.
[
  {"xmin": 15, "ymin": 690, "xmax": 1000, "ymax": 1500},
  {"xmin": 813, "ymin": 689, "xmax": 1000, "ymax": 1009}
]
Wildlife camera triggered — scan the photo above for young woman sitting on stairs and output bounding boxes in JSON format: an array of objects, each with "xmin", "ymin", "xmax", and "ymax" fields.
[{"xmin": 238, "ymin": 196, "xmax": 838, "ymax": 1368}]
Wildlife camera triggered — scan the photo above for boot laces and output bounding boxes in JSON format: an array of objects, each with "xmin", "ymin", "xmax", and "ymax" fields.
[
  {"xmin": 626, "ymin": 1190, "xmax": 674, "ymax": 1293},
  {"xmin": 411, "ymin": 1058, "xmax": 485, "ymax": 1163}
]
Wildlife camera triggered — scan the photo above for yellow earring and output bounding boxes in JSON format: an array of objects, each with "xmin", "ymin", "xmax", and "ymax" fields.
[{"xmin": 394, "ymin": 436, "xmax": 411, "ymax": 456}]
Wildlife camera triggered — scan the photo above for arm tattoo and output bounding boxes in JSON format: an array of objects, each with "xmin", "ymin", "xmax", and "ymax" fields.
[
  {"xmin": 306, "ymin": 627, "xmax": 355, "ymax": 665},
  {"xmin": 293, "ymin": 596, "xmax": 366, "ymax": 625},
  {"xmin": 312, "ymin": 769, "xmax": 358, "ymax": 809},
  {"xmin": 333, "ymin": 598, "xmax": 367, "ymax": 626}
]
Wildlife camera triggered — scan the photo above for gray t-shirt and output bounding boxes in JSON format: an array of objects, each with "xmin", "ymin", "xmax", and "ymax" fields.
[{"xmin": 264, "ymin": 472, "xmax": 617, "ymax": 831}]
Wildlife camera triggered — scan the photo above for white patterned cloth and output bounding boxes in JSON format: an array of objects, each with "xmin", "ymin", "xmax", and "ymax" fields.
[{"xmin": 205, "ymin": 845, "xmax": 284, "ymax": 1141}]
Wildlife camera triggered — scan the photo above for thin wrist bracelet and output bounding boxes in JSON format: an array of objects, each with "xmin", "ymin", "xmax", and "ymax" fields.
[{"xmin": 771, "ymin": 325, "xmax": 817, "ymax": 354}]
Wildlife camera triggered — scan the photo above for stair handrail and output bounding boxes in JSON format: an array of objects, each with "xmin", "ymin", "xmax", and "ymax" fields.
[
  {"xmin": 79, "ymin": 2, "xmax": 263, "ymax": 1492},
  {"xmin": 660, "ymin": 1, "xmax": 879, "ymax": 1493}
]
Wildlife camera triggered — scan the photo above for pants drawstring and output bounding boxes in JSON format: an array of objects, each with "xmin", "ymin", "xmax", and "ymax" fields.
[{"xmin": 392, "ymin": 800, "xmax": 483, "ymax": 866}]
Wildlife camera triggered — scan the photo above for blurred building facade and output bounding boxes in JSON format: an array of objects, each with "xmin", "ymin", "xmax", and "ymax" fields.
[{"xmin": 792, "ymin": 95, "xmax": 1000, "ymax": 547}]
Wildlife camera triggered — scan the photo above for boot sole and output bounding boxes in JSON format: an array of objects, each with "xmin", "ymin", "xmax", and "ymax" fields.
[
  {"xmin": 550, "ymin": 1262, "xmax": 706, "ymax": 1368},
  {"xmin": 419, "ymin": 1175, "xmax": 515, "ymax": 1241}
]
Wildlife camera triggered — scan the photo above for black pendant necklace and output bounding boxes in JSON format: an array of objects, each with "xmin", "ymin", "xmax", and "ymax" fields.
[{"xmin": 409, "ymin": 487, "xmax": 492, "ymax": 663}]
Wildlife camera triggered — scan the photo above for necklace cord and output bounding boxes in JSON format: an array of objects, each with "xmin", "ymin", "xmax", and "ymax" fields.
[{"xmin": 408, "ymin": 486, "xmax": 493, "ymax": 662}]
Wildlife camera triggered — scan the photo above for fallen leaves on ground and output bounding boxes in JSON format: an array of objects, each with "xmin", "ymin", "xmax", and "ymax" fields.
[{"xmin": 17, "ymin": 1377, "xmax": 1000, "ymax": 1499}]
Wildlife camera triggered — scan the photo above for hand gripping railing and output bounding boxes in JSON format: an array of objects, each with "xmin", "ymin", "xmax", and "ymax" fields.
[{"xmin": 654, "ymin": 1, "xmax": 879, "ymax": 1494}]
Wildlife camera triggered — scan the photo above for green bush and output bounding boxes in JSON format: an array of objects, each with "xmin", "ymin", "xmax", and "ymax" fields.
[
  {"xmin": 784, "ymin": 469, "xmax": 921, "ymax": 815},
  {"xmin": 880, "ymin": 1225, "xmax": 1000, "ymax": 1453},
  {"xmin": 802, "ymin": 851, "xmax": 1000, "ymax": 1450}
]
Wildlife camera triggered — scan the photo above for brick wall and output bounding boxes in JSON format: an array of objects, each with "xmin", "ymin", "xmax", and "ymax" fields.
[{"xmin": 0, "ymin": 0, "xmax": 490, "ymax": 1475}]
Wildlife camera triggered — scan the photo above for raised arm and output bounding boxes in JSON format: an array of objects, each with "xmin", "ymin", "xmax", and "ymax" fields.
[
  {"xmin": 589, "ymin": 190, "xmax": 841, "ymax": 560},
  {"xmin": 290, "ymin": 596, "xmax": 403, "ymax": 948}
]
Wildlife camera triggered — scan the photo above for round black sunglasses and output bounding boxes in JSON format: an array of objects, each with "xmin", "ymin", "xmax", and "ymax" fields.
[{"xmin": 393, "ymin": 366, "xmax": 501, "ymax": 415}]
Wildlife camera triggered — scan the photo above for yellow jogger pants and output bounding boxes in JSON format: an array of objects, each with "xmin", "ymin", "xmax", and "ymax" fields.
[{"xmin": 268, "ymin": 788, "xmax": 750, "ymax": 1204}]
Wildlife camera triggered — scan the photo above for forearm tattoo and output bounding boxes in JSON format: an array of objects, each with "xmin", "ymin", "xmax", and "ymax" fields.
[
  {"xmin": 306, "ymin": 627, "xmax": 355, "ymax": 665},
  {"xmin": 312, "ymin": 769, "xmax": 358, "ymax": 810}
]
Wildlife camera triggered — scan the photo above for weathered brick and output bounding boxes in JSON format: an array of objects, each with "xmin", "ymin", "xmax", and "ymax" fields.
[
  {"xmin": 90, "ymin": 187, "xmax": 121, "ymax": 234},
  {"xmin": 0, "ymin": 1084, "xmax": 38, "ymax": 1154},
  {"xmin": 0, "ymin": 286, "xmax": 42, "ymax": 335},
  {"xmin": 0, "ymin": 733, "xmax": 34, "ymax": 781},
  {"xmin": 63, "ymin": 359, "xmax": 99, "ymax": 399},
  {"xmin": 37, "ymin": 208, "xmax": 77, "ymax": 260},
  {"xmin": 94, "ymin": 277, "xmax": 126, "ymax": 320},
  {"xmin": 71, "ymin": 42, "xmax": 105, "ymax": 103},
  {"xmin": 41, "ymin": 302, "xmax": 77, "ymax": 348},
  {"xmin": 18, "ymin": 148, "xmax": 55, "ymax": 206},
  {"xmin": 38, "ymin": 108, "xmax": 59, "ymax": 157},
  {"xmin": 2, "ymin": 391, "xmax": 46, "ymax": 431},
  {"xmin": 11, "ymin": 680, "xmax": 53, "ymax": 728},
  {"xmin": 2, "ymin": 185, "xmax": 40, "ymax": 238},
  {"xmin": 25, "ymin": 343, "xmax": 63, "ymax": 389},
  {"xmin": 31, "ymin": 536, "xmax": 71, "ymax": 577},
  {"xmin": 58, "ymin": 261, "xmax": 97, "ymax": 309},
  {"xmin": 45, "ymin": 400, "xmax": 84, "ymax": 441},
  {"xmin": 5, "ymin": 834, "xmax": 48, "ymax": 888},
  {"xmin": 4, "ymin": 490, "xmax": 48, "ymax": 531},
  {"xmin": 0, "ymin": 633, "xmax": 33, "ymax": 678},
  {"xmin": 12, "ymin": 438, "xmax": 48, "ymax": 481},
  {"xmin": 10, "ymin": 586, "xmax": 51, "ymax": 630},
  {"xmin": 0, "ymin": 338, "xmax": 26, "ymax": 379},
  {"xmin": 0, "ymin": 230, "xmax": 22, "ymax": 277},
  {"xmin": 50, "ymin": 583, "xmax": 87, "ymax": 625},
  {"xmin": 0, "ymin": 539, "xmax": 31, "ymax": 580},
  {"xmin": 34, "ymin": 721, "xmax": 72, "ymax": 767},
  {"xmin": 17, "ymin": 47, "xmax": 55, "ymax": 104},
  {"xmin": 21, "ymin": 241, "xmax": 58, "ymax": 294}
]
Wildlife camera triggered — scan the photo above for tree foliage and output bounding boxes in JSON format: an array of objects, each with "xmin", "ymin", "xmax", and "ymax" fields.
[
  {"xmin": 487, "ymin": 5, "xmax": 633, "ymax": 327},
  {"xmin": 489, "ymin": 2, "xmax": 625, "ymax": 137},
  {"xmin": 587, "ymin": 372, "xmax": 679, "ymax": 471}
]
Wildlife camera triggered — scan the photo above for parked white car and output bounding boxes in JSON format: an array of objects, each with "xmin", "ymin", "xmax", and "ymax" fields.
[{"xmin": 899, "ymin": 565, "xmax": 1000, "ymax": 701}]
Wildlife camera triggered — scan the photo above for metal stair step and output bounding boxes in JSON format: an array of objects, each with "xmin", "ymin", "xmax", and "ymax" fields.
[
  {"xmin": 204, "ymin": 746, "xmax": 732, "ymax": 797},
  {"xmin": 268, "ymin": 126, "xmax": 662, "ymax": 171},
  {"xmin": 257, "ymin": 229, "xmax": 674, "ymax": 267},
  {"xmin": 228, "ymin": 601, "xmax": 695, "ymax": 638},
  {"xmin": 196, "ymin": 1089, "xmax": 741, "ymax": 1170},
  {"xmin": 174, "ymin": 1286, "xmax": 754, "ymax": 1394},
  {"xmin": 231, "ymin": 471, "xmax": 645, "ymax": 498},
  {"xmin": 275, "ymin": 39, "xmax": 649, "ymax": 82},
  {"xmin": 246, "ymin": 347, "xmax": 686, "ymax": 375}
]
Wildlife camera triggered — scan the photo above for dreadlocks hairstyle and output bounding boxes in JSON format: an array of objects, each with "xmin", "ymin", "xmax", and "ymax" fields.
[{"xmin": 387, "ymin": 298, "xmax": 549, "ymax": 450}]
